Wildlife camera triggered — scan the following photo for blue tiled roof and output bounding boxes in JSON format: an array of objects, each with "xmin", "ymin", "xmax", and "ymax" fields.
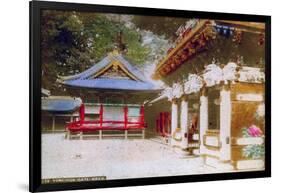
[
  {"xmin": 61, "ymin": 53, "xmax": 159, "ymax": 91},
  {"xmin": 64, "ymin": 78, "xmax": 156, "ymax": 91},
  {"xmin": 42, "ymin": 97, "xmax": 82, "ymax": 113}
]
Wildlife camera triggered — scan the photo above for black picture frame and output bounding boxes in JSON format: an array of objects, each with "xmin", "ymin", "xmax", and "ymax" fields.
[{"xmin": 29, "ymin": 1, "xmax": 271, "ymax": 192}]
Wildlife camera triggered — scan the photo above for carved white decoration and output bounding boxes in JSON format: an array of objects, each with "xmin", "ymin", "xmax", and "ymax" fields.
[
  {"xmin": 161, "ymin": 83, "xmax": 185, "ymax": 101},
  {"xmin": 184, "ymin": 74, "xmax": 203, "ymax": 94},
  {"xmin": 163, "ymin": 87, "xmax": 173, "ymax": 101},
  {"xmin": 203, "ymin": 62, "xmax": 239, "ymax": 87},
  {"xmin": 222, "ymin": 62, "xmax": 238, "ymax": 83},
  {"xmin": 236, "ymin": 93, "xmax": 263, "ymax": 101},
  {"xmin": 176, "ymin": 19, "xmax": 199, "ymax": 37},
  {"xmin": 157, "ymin": 64, "xmax": 264, "ymax": 104},
  {"xmin": 172, "ymin": 82, "xmax": 184, "ymax": 98},
  {"xmin": 203, "ymin": 64, "xmax": 223, "ymax": 87},
  {"xmin": 238, "ymin": 67, "xmax": 265, "ymax": 83},
  {"xmin": 235, "ymin": 137, "xmax": 264, "ymax": 146}
]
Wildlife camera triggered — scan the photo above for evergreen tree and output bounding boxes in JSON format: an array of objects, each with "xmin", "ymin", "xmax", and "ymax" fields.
[{"xmin": 41, "ymin": 11, "xmax": 151, "ymax": 93}]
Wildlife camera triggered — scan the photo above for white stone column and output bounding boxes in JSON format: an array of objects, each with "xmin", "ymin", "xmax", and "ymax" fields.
[
  {"xmin": 171, "ymin": 99, "xmax": 178, "ymax": 146},
  {"xmin": 220, "ymin": 87, "xmax": 231, "ymax": 161},
  {"xmin": 180, "ymin": 97, "xmax": 188, "ymax": 149},
  {"xmin": 199, "ymin": 93, "xmax": 208, "ymax": 154}
]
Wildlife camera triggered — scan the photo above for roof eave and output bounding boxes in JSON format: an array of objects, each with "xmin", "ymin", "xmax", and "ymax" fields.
[{"xmin": 153, "ymin": 19, "xmax": 209, "ymax": 78}]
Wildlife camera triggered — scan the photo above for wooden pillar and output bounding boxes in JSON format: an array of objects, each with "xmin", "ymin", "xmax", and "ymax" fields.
[
  {"xmin": 124, "ymin": 106, "xmax": 128, "ymax": 129},
  {"xmin": 125, "ymin": 130, "xmax": 128, "ymax": 139},
  {"xmin": 99, "ymin": 130, "xmax": 102, "ymax": 140},
  {"xmin": 220, "ymin": 86, "xmax": 231, "ymax": 161},
  {"xmin": 100, "ymin": 104, "xmax": 103, "ymax": 128},
  {"xmin": 52, "ymin": 115, "xmax": 55, "ymax": 133},
  {"xmin": 199, "ymin": 89, "xmax": 208, "ymax": 154},
  {"xmin": 180, "ymin": 96, "xmax": 188, "ymax": 149},
  {"xmin": 171, "ymin": 99, "xmax": 178, "ymax": 146},
  {"xmin": 79, "ymin": 104, "xmax": 85, "ymax": 121},
  {"xmin": 124, "ymin": 106, "xmax": 128, "ymax": 139}
]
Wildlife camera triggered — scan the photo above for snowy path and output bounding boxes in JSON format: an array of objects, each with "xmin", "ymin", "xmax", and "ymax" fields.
[{"xmin": 42, "ymin": 134, "xmax": 219, "ymax": 180}]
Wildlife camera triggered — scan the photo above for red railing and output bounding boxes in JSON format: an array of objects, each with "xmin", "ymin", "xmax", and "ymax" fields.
[{"xmin": 67, "ymin": 104, "xmax": 146, "ymax": 132}]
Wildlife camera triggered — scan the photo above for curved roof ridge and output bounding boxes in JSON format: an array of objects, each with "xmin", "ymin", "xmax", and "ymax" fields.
[
  {"xmin": 79, "ymin": 56, "xmax": 113, "ymax": 80},
  {"xmin": 59, "ymin": 56, "xmax": 111, "ymax": 81}
]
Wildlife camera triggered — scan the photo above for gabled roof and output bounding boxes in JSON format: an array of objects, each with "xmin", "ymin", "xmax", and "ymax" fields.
[{"xmin": 59, "ymin": 52, "xmax": 159, "ymax": 91}]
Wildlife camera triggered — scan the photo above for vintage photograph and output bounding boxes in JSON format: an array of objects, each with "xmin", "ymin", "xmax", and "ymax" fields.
[{"xmin": 40, "ymin": 10, "xmax": 266, "ymax": 182}]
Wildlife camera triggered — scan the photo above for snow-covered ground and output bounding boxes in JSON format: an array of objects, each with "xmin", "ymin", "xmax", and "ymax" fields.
[{"xmin": 42, "ymin": 133, "xmax": 229, "ymax": 180}]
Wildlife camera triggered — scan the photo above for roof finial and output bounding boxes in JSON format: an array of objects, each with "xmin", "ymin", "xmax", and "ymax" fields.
[
  {"xmin": 113, "ymin": 30, "xmax": 127, "ymax": 53},
  {"xmin": 112, "ymin": 49, "xmax": 120, "ymax": 56}
]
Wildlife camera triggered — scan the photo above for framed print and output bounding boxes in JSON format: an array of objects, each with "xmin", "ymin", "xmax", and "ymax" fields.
[{"xmin": 30, "ymin": 0, "xmax": 271, "ymax": 192}]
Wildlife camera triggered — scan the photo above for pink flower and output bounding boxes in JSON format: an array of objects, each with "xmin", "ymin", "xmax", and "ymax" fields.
[{"xmin": 247, "ymin": 125, "xmax": 262, "ymax": 137}]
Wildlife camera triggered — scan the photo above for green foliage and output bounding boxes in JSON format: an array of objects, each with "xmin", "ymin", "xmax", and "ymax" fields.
[
  {"xmin": 243, "ymin": 145, "xmax": 265, "ymax": 159},
  {"xmin": 86, "ymin": 15, "xmax": 119, "ymax": 60},
  {"xmin": 132, "ymin": 16, "xmax": 187, "ymax": 39},
  {"xmin": 122, "ymin": 28, "xmax": 150, "ymax": 66},
  {"xmin": 85, "ymin": 14, "xmax": 150, "ymax": 66},
  {"xmin": 242, "ymin": 127, "xmax": 265, "ymax": 159},
  {"xmin": 41, "ymin": 10, "xmax": 90, "ymax": 92},
  {"xmin": 242, "ymin": 127, "xmax": 250, "ymax": 137}
]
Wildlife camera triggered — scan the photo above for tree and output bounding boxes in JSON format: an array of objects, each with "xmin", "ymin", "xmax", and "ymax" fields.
[
  {"xmin": 41, "ymin": 10, "xmax": 90, "ymax": 92},
  {"xmin": 41, "ymin": 11, "xmax": 151, "ymax": 93},
  {"xmin": 132, "ymin": 16, "xmax": 187, "ymax": 40}
]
